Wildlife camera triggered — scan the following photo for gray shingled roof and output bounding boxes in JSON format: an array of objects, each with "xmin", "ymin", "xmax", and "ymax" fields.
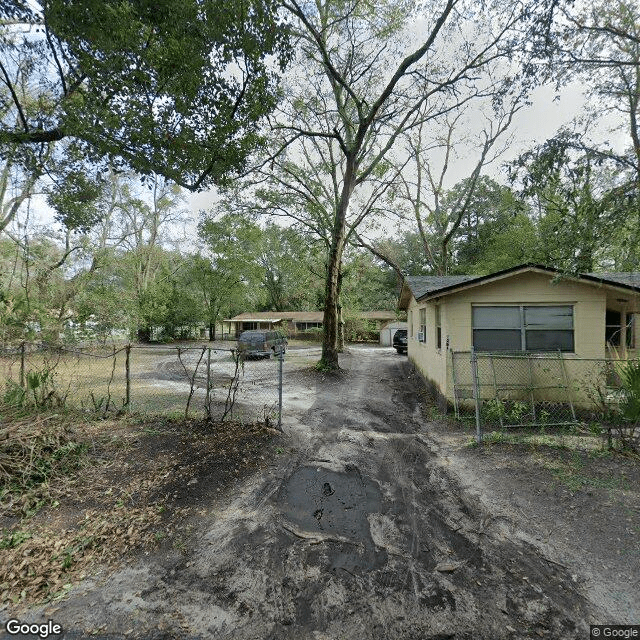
[
  {"xmin": 402, "ymin": 267, "xmax": 640, "ymax": 307},
  {"xmin": 584, "ymin": 272, "xmax": 640, "ymax": 290},
  {"xmin": 404, "ymin": 275, "xmax": 476, "ymax": 299}
]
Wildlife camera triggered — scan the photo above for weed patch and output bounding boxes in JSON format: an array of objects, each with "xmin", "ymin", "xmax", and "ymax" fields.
[
  {"xmin": 0, "ymin": 406, "xmax": 280, "ymax": 607},
  {"xmin": 542, "ymin": 451, "xmax": 631, "ymax": 493},
  {"xmin": 0, "ymin": 407, "xmax": 88, "ymax": 517}
]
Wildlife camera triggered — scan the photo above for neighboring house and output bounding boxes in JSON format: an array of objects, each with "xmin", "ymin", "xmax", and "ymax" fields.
[
  {"xmin": 398, "ymin": 264, "xmax": 640, "ymax": 406},
  {"xmin": 223, "ymin": 310, "xmax": 396, "ymax": 338},
  {"xmin": 223, "ymin": 311, "xmax": 324, "ymax": 337}
]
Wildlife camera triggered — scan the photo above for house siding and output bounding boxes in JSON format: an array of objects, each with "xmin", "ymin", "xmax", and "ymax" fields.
[
  {"xmin": 407, "ymin": 271, "xmax": 608, "ymax": 404},
  {"xmin": 444, "ymin": 272, "xmax": 606, "ymax": 359},
  {"xmin": 408, "ymin": 297, "xmax": 448, "ymax": 395}
]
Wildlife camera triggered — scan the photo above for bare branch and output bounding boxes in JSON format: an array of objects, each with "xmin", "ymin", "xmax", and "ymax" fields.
[
  {"xmin": 0, "ymin": 60, "xmax": 29, "ymax": 133},
  {"xmin": 353, "ymin": 232, "xmax": 404, "ymax": 278}
]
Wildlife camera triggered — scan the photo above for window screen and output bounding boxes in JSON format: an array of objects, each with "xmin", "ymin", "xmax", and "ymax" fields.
[
  {"xmin": 473, "ymin": 305, "xmax": 574, "ymax": 352},
  {"xmin": 524, "ymin": 306, "xmax": 573, "ymax": 351},
  {"xmin": 472, "ymin": 306, "xmax": 522, "ymax": 351},
  {"xmin": 473, "ymin": 306, "xmax": 521, "ymax": 329}
]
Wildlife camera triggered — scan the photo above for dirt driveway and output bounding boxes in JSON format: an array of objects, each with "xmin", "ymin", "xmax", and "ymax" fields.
[{"xmin": 4, "ymin": 346, "xmax": 637, "ymax": 639}]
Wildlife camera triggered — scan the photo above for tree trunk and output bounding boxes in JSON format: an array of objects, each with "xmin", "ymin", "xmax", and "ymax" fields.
[
  {"xmin": 320, "ymin": 159, "xmax": 355, "ymax": 369},
  {"xmin": 337, "ymin": 267, "xmax": 344, "ymax": 352},
  {"xmin": 321, "ymin": 241, "xmax": 344, "ymax": 368},
  {"xmin": 209, "ymin": 322, "xmax": 216, "ymax": 341}
]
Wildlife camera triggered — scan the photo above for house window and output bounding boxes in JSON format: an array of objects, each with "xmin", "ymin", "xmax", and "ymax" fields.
[
  {"xmin": 419, "ymin": 308, "xmax": 426, "ymax": 343},
  {"xmin": 472, "ymin": 305, "xmax": 574, "ymax": 352},
  {"xmin": 435, "ymin": 304, "xmax": 441, "ymax": 349},
  {"xmin": 297, "ymin": 322, "xmax": 323, "ymax": 331},
  {"xmin": 242, "ymin": 321, "xmax": 258, "ymax": 331}
]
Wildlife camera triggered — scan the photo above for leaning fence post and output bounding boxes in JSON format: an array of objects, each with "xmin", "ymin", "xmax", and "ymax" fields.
[
  {"xmin": 471, "ymin": 348, "xmax": 482, "ymax": 444},
  {"xmin": 278, "ymin": 348, "xmax": 284, "ymax": 432},
  {"xmin": 206, "ymin": 348, "xmax": 211, "ymax": 419},
  {"xmin": 19, "ymin": 341, "xmax": 26, "ymax": 389},
  {"xmin": 125, "ymin": 344, "xmax": 131, "ymax": 410}
]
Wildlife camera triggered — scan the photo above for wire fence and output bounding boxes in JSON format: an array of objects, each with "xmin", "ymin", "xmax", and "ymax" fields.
[
  {"xmin": 450, "ymin": 350, "xmax": 638, "ymax": 445},
  {"xmin": 0, "ymin": 342, "xmax": 312, "ymax": 428}
]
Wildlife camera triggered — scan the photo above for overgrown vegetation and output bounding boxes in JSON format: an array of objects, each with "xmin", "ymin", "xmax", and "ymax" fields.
[
  {"xmin": 0, "ymin": 407, "xmax": 88, "ymax": 518},
  {"xmin": 0, "ymin": 406, "xmax": 279, "ymax": 606},
  {"xmin": 466, "ymin": 357, "xmax": 640, "ymax": 453}
]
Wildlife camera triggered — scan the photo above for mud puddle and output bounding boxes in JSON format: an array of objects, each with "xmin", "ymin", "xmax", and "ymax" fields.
[
  {"xmin": 279, "ymin": 465, "xmax": 387, "ymax": 572},
  {"xmin": 2, "ymin": 347, "xmax": 618, "ymax": 639}
]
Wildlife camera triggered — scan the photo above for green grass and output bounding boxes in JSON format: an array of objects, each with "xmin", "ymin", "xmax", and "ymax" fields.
[
  {"xmin": 1, "ymin": 349, "xmax": 199, "ymax": 415},
  {"xmin": 548, "ymin": 463, "xmax": 629, "ymax": 492},
  {"xmin": 480, "ymin": 430, "xmax": 573, "ymax": 450}
]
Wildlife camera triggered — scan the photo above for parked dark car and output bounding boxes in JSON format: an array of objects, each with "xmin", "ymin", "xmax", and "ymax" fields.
[
  {"xmin": 393, "ymin": 329, "xmax": 408, "ymax": 354},
  {"xmin": 237, "ymin": 330, "xmax": 287, "ymax": 358}
]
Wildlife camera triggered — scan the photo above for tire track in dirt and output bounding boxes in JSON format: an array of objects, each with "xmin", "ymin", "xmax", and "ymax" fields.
[{"xmin": 10, "ymin": 347, "xmax": 600, "ymax": 639}]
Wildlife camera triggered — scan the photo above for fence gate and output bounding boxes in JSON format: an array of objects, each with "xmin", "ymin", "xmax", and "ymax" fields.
[{"xmin": 451, "ymin": 349, "xmax": 580, "ymax": 439}]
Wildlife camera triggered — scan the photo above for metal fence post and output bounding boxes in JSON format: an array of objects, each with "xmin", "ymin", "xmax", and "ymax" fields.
[
  {"xmin": 206, "ymin": 347, "xmax": 211, "ymax": 419},
  {"xmin": 125, "ymin": 344, "xmax": 131, "ymax": 410},
  {"xmin": 278, "ymin": 348, "xmax": 283, "ymax": 431},
  {"xmin": 450, "ymin": 349, "xmax": 460, "ymax": 419},
  {"xmin": 470, "ymin": 348, "xmax": 482, "ymax": 444}
]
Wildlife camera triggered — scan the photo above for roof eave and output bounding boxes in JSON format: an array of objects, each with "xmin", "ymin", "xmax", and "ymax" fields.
[
  {"xmin": 414, "ymin": 265, "xmax": 554, "ymax": 302},
  {"xmin": 415, "ymin": 265, "xmax": 640, "ymax": 303},
  {"xmin": 579, "ymin": 273, "xmax": 640, "ymax": 295}
]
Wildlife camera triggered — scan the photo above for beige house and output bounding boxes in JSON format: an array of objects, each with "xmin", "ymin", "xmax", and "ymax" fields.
[
  {"xmin": 223, "ymin": 310, "xmax": 396, "ymax": 338},
  {"xmin": 398, "ymin": 264, "xmax": 640, "ymax": 406}
]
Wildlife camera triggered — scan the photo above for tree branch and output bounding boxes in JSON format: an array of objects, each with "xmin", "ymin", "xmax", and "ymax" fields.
[{"xmin": 0, "ymin": 60, "xmax": 29, "ymax": 132}]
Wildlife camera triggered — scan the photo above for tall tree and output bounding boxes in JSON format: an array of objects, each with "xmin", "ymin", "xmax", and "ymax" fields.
[
  {"xmin": 0, "ymin": 0, "xmax": 290, "ymax": 189},
  {"xmin": 340, "ymin": 248, "xmax": 397, "ymax": 312},
  {"xmin": 257, "ymin": 224, "xmax": 324, "ymax": 312},
  {"xmin": 450, "ymin": 177, "xmax": 530, "ymax": 273},
  {"xmin": 243, "ymin": 0, "xmax": 560, "ymax": 368},
  {"xmin": 392, "ymin": 108, "xmax": 521, "ymax": 275},
  {"xmin": 196, "ymin": 213, "xmax": 264, "ymax": 340},
  {"xmin": 553, "ymin": 0, "xmax": 640, "ymax": 189},
  {"xmin": 116, "ymin": 177, "xmax": 188, "ymax": 340},
  {"xmin": 511, "ymin": 135, "xmax": 620, "ymax": 273}
]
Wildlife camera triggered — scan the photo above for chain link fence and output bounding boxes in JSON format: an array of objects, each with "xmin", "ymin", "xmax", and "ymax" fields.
[
  {"xmin": 0, "ymin": 342, "xmax": 295, "ymax": 427},
  {"xmin": 450, "ymin": 350, "xmax": 635, "ymax": 442}
]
